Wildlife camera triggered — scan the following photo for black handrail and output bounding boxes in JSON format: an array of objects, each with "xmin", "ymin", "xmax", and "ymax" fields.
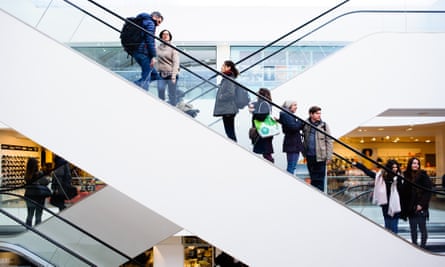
[
  {"xmin": 344, "ymin": 190, "xmax": 373, "ymax": 205},
  {"xmin": 0, "ymin": 191, "xmax": 141, "ymax": 265},
  {"xmin": 190, "ymin": 9, "xmax": 445, "ymax": 104},
  {"xmin": 333, "ymin": 153, "xmax": 445, "ymax": 197},
  {"xmin": 330, "ymin": 183, "xmax": 373, "ymax": 198},
  {"xmin": 53, "ymin": 1, "xmax": 445, "ymax": 196},
  {"xmin": 0, "ymin": 207, "xmax": 97, "ymax": 266},
  {"xmin": 181, "ymin": 0, "xmax": 351, "ymax": 96},
  {"xmin": 60, "ymin": 0, "xmax": 222, "ymax": 95}
]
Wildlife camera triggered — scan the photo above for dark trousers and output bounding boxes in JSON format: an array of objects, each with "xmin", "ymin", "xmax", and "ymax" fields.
[
  {"xmin": 306, "ymin": 155, "xmax": 326, "ymax": 192},
  {"xmin": 409, "ymin": 212, "xmax": 428, "ymax": 247},
  {"xmin": 222, "ymin": 114, "xmax": 237, "ymax": 142},
  {"xmin": 26, "ymin": 198, "xmax": 45, "ymax": 226}
]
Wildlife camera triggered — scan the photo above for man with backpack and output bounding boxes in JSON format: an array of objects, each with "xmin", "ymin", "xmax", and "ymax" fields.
[{"xmin": 122, "ymin": 11, "xmax": 163, "ymax": 90}]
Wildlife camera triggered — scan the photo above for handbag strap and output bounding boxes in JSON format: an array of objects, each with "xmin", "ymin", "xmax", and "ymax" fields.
[
  {"xmin": 257, "ymin": 101, "xmax": 271, "ymax": 114},
  {"xmin": 52, "ymin": 171, "xmax": 70, "ymax": 202}
]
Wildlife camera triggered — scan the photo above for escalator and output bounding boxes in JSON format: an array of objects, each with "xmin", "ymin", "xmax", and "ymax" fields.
[{"xmin": 1, "ymin": 0, "xmax": 445, "ymax": 266}]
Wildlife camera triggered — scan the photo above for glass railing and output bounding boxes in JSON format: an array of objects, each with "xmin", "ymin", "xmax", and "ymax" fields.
[
  {"xmin": 0, "ymin": 190, "xmax": 139, "ymax": 266},
  {"xmin": 0, "ymin": 199, "xmax": 94, "ymax": 266},
  {"xmin": 2, "ymin": 0, "xmax": 445, "ymax": 255}
]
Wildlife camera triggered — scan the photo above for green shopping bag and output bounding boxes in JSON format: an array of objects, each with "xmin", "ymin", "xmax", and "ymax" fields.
[{"xmin": 254, "ymin": 115, "xmax": 280, "ymax": 138}]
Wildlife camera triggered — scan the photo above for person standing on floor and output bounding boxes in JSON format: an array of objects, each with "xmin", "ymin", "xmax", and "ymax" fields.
[
  {"xmin": 156, "ymin": 29, "xmax": 180, "ymax": 105},
  {"xmin": 277, "ymin": 100, "xmax": 304, "ymax": 174},
  {"xmin": 213, "ymin": 60, "xmax": 240, "ymax": 142},
  {"xmin": 133, "ymin": 11, "xmax": 163, "ymax": 90},
  {"xmin": 353, "ymin": 159, "xmax": 403, "ymax": 233},
  {"xmin": 400, "ymin": 157, "xmax": 433, "ymax": 248},
  {"xmin": 249, "ymin": 88, "xmax": 275, "ymax": 163},
  {"xmin": 24, "ymin": 157, "xmax": 51, "ymax": 226},
  {"xmin": 302, "ymin": 105, "xmax": 333, "ymax": 192}
]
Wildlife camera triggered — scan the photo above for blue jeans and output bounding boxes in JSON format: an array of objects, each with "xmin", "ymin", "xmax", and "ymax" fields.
[
  {"xmin": 306, "ymin": 155, "xmax": 326, "ymax": 192},
  {"xmin": 286, "ymin": 152, "xmax": 300, "ymax": 174},
  {"xmin": 133, "ymin": 52, "xmax": 154, "ymax": 90},
  {"xmin": 157, "ymin": 75, "xmax": 178, "ymax": 105},
  {"xmin": 381, "ymin": 205, "xmax": 400, "ymax": 233}
]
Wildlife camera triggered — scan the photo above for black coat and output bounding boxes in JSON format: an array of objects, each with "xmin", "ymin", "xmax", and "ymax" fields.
[
  {"xmin": 251, "ymin": 100, "xmax": 273, "ymax": 154},
  {"xmin": 278, "ymin": 110, "xmax": 303, "ymax": 153},
  {"xmin": 400, "ymin": 170, "xmax": 432, "ymax": 220}
]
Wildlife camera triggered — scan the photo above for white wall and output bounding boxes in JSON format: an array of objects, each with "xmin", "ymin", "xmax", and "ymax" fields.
[
  {"xmin": 4, "ymin": 0, "xmax": 445, "ymax": 45},
  {"xmin": 1, "ymin": 10, "xmax": 445, "ymax": 267}
]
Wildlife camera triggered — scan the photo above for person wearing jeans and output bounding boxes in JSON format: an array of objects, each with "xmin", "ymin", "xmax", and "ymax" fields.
[
  {"xmin": 156, "ymin": 29, "xmax": 179, "ymax": 105},
  {"xmin": 277, "ymin": 100, "xmax": 304, "ymax": 175},
  {"xmin": 132, "ymin": 12, "xmax": 163, "ymax": 90}
]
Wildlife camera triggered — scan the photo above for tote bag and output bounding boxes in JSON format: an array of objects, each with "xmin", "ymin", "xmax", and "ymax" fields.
[
  {"xmin": 372, "ymin": 171, "xmax": 388, "ymax": 205},
  {"xmin": 254, "ymin": 115, "xmax": 280, "ymax": 138},
  {"xmin": 388, "ymin": 180, "xmax": 401, "ymax": 216}
]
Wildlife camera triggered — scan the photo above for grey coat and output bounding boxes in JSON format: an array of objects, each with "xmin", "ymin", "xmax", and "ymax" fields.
[
  {"xmin": 213, "ymin": 75, "xmax": 238, "ymax": 116},
  {"xmin": 302, "ymin": 119, "xmax": 333, "ymax": 162}
]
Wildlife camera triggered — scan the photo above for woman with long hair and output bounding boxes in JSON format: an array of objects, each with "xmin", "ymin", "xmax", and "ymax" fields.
[
  {"xmin": 249, "ymin": 88, "xmax": 275, "ymax": 163},
  {"xmin": 24, "ymin": 157, "xmax": 50, "ymax": 226},
  {"xmin": 400, "ymin": 157, "xmax": 433, "ymax": 248}
]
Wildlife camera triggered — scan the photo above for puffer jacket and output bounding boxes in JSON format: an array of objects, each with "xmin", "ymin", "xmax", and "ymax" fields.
[
  {"xmin": 302, "ymin": 119, "xmax": 333, "ymax": 162},
  {"xmin": 135, "ymin": 13, "xmax": 157, "ymax": 57}
]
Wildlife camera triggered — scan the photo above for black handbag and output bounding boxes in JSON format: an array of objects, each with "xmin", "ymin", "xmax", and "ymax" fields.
[
  {"xmin": 52, "ymin": 172, "xmax": 78, "ymax": 200},
  {"xmin": 25, "ymin": 184, "xmax": 51, "ymax": 198}
]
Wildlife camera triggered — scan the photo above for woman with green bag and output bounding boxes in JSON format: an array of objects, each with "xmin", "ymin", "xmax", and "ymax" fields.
[{"xmin": 249, "ymin": 88, "xmax": 275, "ymax": 163}]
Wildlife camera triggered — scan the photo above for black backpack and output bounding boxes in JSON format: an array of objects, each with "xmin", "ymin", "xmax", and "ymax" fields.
[{"xmin": 120, "ymin": 16, "xmax": 145, "ymax": 56}]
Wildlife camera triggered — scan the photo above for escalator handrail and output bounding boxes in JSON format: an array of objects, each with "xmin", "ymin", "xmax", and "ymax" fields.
[
  {"xmin": 44, "ymin": 1, "xmax": 445, "ymax": 196},
  {"xmin": 0, "ymin": 191, "xmax": 140, "ymax": 265},
  {"xmin": 333, "ymin": 152, "xmax": 445, "ymax": 197},
  {"xmin": 192, "ymin": 8, "xmax": 445, "ymax": 105},
  {"xmin": 237, "ymin": 9, "xmax": 445, "ymax": 75},
  {"xmin": 344, "ymin": 189, "xmax": 373, "ymax": 205},
  {"xmin": 60, "ymin": 0, "xmax": 222, "ymax": 97},
  {"xmin": 181, "ymin": 0, "xmax": 351, "ymax": 96},
  {"xmin": 0, "ymin": 207, "xmax": 97, "ymax": 266},
  {"xmin": 330, "ymin": 183, "xmax": 373, "ymax": 198}
]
